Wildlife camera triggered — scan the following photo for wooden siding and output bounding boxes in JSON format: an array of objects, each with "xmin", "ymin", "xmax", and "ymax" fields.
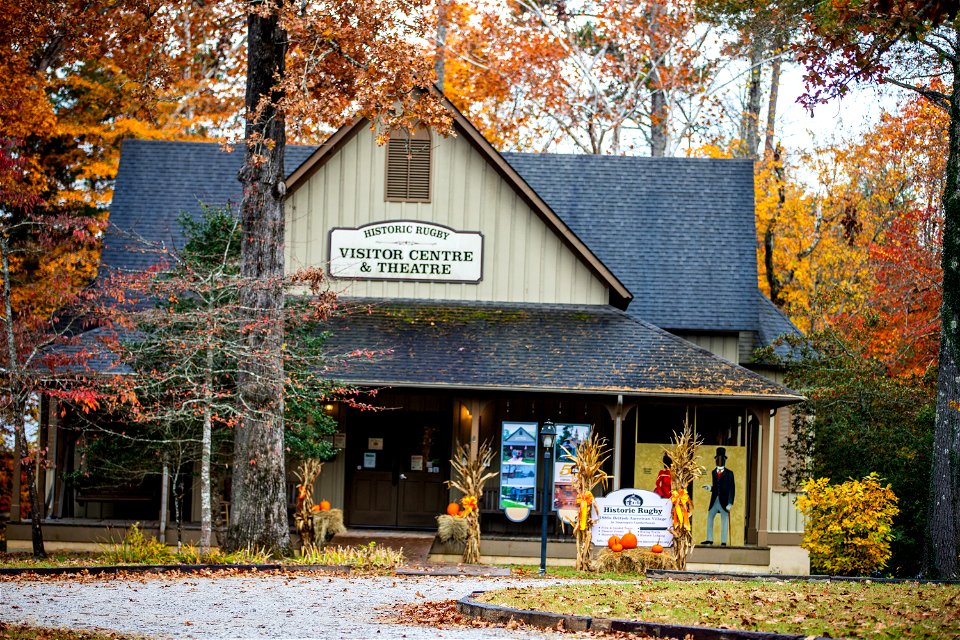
[
  {"xmin": 286, "ymin": 129, "xmax": 609, "ymax": 305},
  {"xmin": 769, "ymin": 491, "xmax": 805, "ymax": 533},
  {"xmin": 672, "ymin": 332, "xmax": 741, "ymax": 364}
]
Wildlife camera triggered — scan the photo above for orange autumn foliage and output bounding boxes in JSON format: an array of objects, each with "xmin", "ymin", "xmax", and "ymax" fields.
[
  {"xmin": 694, "ymin": 90, "xmax": 944, "ymax": 378},
  {"xmin": 442, "ymin": 0, "xmax": 710, "ymax": 154},
  {"xmin": 1, "ymin": 0, "xmax": 245, "ymax": 320}
]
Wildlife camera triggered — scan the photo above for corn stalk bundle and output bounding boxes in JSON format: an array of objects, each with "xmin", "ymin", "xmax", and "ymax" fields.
[
  {"xmin": 665, "ymin": 421, "xmax": 704, "ymax": 570},
  {"xmin": 293, "ymin": 459, "xmax": 324, "ymax": 548},
  {"xmin": 559, "ymin": 432, "xmax": 611, "ymax": 571},
  {"xmin": 446, "ymin": 439, "xmax": 497, "ymax": 563}
]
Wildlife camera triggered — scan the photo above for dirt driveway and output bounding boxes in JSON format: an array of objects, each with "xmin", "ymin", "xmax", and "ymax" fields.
[{"xmin": 0, "ymin": 573, "xmax": 574, "ymax": 639}]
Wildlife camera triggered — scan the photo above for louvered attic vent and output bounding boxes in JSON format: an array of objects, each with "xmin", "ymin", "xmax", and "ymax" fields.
[{"xmin": 385, "ymin": 128, "xmax": 432, "ymax": 203}]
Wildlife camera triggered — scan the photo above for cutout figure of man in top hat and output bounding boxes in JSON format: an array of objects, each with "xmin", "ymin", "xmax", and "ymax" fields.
[{"xmin": 701, "ymin": 447, "xmax": 735, "ymax": 546}]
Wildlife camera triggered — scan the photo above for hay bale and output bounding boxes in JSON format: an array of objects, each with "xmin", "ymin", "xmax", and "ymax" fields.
[
  {"xmin": 595, "ymin": 547, "xmax": 677, "ymax": 573},
  {"xmin": 436, "ymin": 514, "xmax": 469, "ymax": 543},
  {"xmin": 309, "ymin": 508, "xmax": 345, "ymax": 546}
]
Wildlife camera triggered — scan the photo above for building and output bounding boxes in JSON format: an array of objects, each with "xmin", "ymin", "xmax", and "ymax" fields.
[{"xmin": 10, "ymin": 94, "xmax": 808, "ymax": 572}]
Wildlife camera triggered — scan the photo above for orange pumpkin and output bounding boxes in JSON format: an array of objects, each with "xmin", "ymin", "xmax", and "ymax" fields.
[
  {"xmin": 620, "ymin": 531, "xmax": 638, "ymax": 550},
  {"xmin": 611, "ymin": 542, "xmax": 624, "ymax": 553},
  {"xmin": 651, "ymin": 542, "xmax": 664, "ymax": 554},
  {"xmin": 446, "ymin": 502, "xmax": 461, "ymax": 517},
  {"xmin": 607, "ymin": 535, "xmax": 621, "ymax": 550},
  {"xmin": 319, "ymin": 500, "xmax": 331, "ymax": 511},
  {"xmin": 310, "ymin": 504, "xmax": 321, "ymax": 512}
]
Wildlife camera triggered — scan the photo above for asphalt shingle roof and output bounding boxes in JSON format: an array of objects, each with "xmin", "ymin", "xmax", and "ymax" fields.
[
  {"xmin": 103, "ymin": 140, "xmax": 317, "ymax": 273},
  {"xmin": 321, "ymin": 299, "xmax": 800, "ymax": 401},
  {"xmin": 502, "ymin": 153, "xmax": 759, "ymax": 332},
  {"xmin": 756, "ymin": 290, "xmax": 803, "ymax": 358}
]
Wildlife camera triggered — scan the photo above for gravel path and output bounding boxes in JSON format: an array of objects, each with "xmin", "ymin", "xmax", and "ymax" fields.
[{"xmin": 0, "ymin": 573, "xmax": 572, "ymax": 639}]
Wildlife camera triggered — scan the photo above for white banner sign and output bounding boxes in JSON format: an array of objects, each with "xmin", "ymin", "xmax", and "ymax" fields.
[
  {"xmin": 329, "ymin": 221, "xmax": 483, "ymax": 282},
  {"xmin": 591, "ymin": 488, "xmax": 674, "ymax": 548}
]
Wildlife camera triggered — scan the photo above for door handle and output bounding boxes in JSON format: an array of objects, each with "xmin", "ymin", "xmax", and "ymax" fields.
[{"xmin": 400, "ymin": 473, "xmax": 408, "ymax": 480}]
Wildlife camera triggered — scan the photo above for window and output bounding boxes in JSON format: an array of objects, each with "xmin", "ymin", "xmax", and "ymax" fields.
[{"xmin": 385, "ymin": 128, "xmax": 432, "ymax": 202}]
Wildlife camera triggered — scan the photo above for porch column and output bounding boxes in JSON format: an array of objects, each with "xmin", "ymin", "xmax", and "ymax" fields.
[
  {"xmin": 45, "ymin": 398, "xmax": 59, "ymax": 518},
  {"xmin": 11, "ymin": 426, "xmax": 22, "ymax": 520},
  {"xmin": 469, "ymin": 399, "xmax": 481, "ymax": 461},
  {"xmin": 613, "ymin": 395, "xmax": 623, "ymax": 490},
  {"xmin": 755, "ymin": 407, "xmax": 773, "ymax": 546}
]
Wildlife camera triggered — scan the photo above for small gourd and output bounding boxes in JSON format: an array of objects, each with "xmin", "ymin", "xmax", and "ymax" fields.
[
  {"xmin": 611, "ymin": 541, "xmax": 624, "ymax": 553},
  {"xmin": 319, "ymin": 500, "xmax": 331, "ymax": 511},
  {"xmin": 446, "ymin": 502, "xmax": 461, "ymax": 517},
  {"xmin": 620, "ymin": 531, "xmax": 638, "ymax": 550},
  {"xmin": 651, "ymin": 542, "xmax": 664, "ymax": 554}
]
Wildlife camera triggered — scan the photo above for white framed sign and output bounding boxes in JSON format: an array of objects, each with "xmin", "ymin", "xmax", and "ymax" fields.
[
  {"xmin": 552, "ymin": 423, "xmax": 591, "ymax": 510},
  {"xmin": 329, "ymin": 221, "xmax": 483, "ymax": 283},
  {"xmin": 499, "ymin": 422, "xmax": 539, "ymax": 510},
  {"xmin": 591, "ymin": 488, "xmax": 674, "ymax": 548}
]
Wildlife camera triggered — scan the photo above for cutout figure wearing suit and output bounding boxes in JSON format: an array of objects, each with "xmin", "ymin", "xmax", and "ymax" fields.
[{"xmin": 701, "ymin": 447, "xmax": 735, "ymax": 546}]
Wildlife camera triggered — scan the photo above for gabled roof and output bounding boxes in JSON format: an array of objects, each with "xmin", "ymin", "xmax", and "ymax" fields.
[
  {"xmin": 502, "ymin": 153, "xmax": 759, "ymax": 333},
  {"xmin": 321, "ymin": 299, "xmax": 803, "ymax": 402},
  {"xmin": 284, "ymin": 93, "xmax": 633, "ymax": 308},
  {"xmin": 104, "ymin": 123, "xmax": 800, "ymax": 348},
  {"xmin": 504, "ymin": 426, "xmax": 537, "ymax": 443}
]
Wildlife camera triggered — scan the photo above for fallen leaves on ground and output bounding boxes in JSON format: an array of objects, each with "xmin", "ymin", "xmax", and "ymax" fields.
[
  {"xmin": 0, "ymin": 621, "xmax": 136, "ymax": 640},
  {"xmin": 389, "ymin": 600, "xmax": 660, "ymax": 638},
  {"xmin": 0, "ymin": 566, "xmax": 354, "ymax": 584},
  {"xmin": 479, "ymin": 580, "xmax": 960, "ymax": 640}
]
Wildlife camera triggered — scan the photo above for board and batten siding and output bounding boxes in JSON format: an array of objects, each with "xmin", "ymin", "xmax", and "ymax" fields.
[
  {"xmin": 285, "ymin": 129, "xmax": 609, "ymax": 305},
  {"xmin": 671, "ymin": 332, "xmax": 741, "ymax": 364}
]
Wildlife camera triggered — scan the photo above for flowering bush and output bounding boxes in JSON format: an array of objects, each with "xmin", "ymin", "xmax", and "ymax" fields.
[{"xmin": 795, "ymin": 473, "xmax": 899, "ymax": 576}]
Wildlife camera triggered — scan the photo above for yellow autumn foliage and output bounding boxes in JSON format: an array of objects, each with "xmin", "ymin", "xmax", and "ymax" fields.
[{"xmin": 795, "ymin": 474, "xmax": 899, "ymax": 576}]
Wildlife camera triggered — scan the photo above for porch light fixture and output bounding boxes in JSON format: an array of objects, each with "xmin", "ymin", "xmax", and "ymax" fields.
[{"xmin": 539, "ymin": 420, "xmax": 557, "ymax": 576}]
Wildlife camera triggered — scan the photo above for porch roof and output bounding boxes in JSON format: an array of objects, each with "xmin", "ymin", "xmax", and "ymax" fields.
[{"xmin": 320, "ymin": 299, "xmax": 803, "ymax": 403}]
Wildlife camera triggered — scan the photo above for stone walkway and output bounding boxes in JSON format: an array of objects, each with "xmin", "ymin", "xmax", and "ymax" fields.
[{"xmin": 0, "ymin": 573, "xmax": 574, "ymax": 639}]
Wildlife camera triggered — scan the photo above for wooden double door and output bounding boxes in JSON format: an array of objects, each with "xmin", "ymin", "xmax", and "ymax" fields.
[{"xmin": 346, "ymin": 409, "xmax": 450, "ymax": 528}]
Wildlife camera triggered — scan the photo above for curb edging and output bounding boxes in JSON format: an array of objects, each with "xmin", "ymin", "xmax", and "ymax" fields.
[
  {"xmin": 457, "ymin": 591, "xmax": 833, "ymax": 640},
  {"xmin": 646, "ymin": 569, "xmax": 960, "ymax": 585}
]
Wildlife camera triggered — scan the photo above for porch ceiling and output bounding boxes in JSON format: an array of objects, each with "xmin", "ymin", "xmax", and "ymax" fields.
[{"xmin": 320, "ymin": 299, "xmax": 803, "ymax": 404}]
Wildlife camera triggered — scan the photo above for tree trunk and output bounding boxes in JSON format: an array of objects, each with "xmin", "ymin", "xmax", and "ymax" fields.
[
  {"xmin": 227, "ymin": 4, "xmax": 291, "ymax": 556},
  {"xmin": 0, "ymin": 236, "xmax": 45, "ymax": 559},
  {"xmin": 647, "ymin": 1, "xmax": 668, "ymax": 157},
  {"xmin": 435, "ymin": 0, "xmax": 447, "ymax": 92},
  {"xmin": 926, "ymin": 55, "xmax": 960, "ymax": 579},
  {"xmin": 763, "ymin": 36, "xmax": 783, "ymax": 158},
  {"xmin": 159, "ymin": 463, "xmax": 169, "ymax": 544},
  {"xmin": 200, "ymin": 340, "xmax": 213, "ymax": 553},
  {"xmin": 739, "ymin": 35, "xmax": 763, "ymax": 159},
  {"xmin": 763, "ymin": 146, "xmax": 788, "ymax": 307}
]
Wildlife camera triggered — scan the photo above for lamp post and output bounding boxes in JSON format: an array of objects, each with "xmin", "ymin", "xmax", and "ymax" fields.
[{"xmin": 539, "ymin": 420, "xmax": 556, "ymax": 576}]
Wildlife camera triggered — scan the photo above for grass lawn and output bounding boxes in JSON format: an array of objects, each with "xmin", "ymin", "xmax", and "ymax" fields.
[
  {"xmin": 478, "ymin": 580, "xmax": 960, "ymax": 639},
  {"xmin": 508, "ymin": 564, "xmax": 647, "ymax": 581}
]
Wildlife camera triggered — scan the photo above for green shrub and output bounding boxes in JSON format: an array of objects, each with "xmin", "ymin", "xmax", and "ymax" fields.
[
  {"xmin": 795, "ymin": 474, "xmax": 899, "ymax": 576},
  {"xmin": 99, "ymin": 523, "xmax": 174, "ymax": 564}
]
